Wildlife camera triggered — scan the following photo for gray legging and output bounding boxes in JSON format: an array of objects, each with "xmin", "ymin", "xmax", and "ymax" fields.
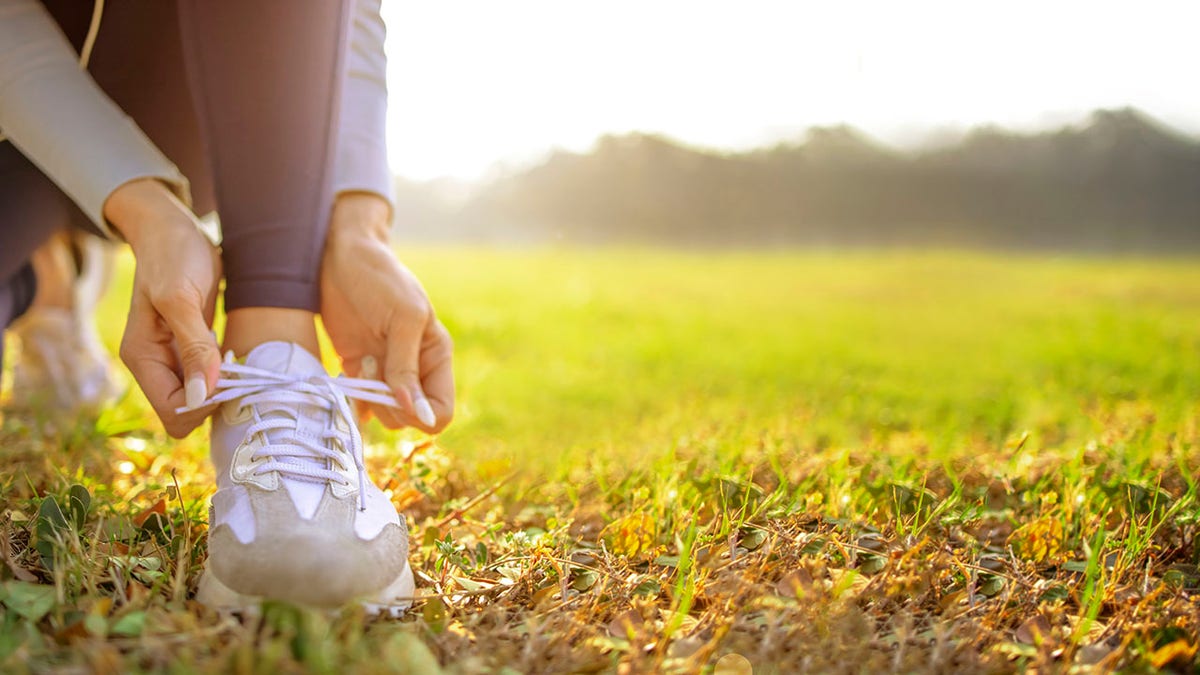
[{"xmin": 0, "ymin": 0, "xmax": 354, "ymax": 343}]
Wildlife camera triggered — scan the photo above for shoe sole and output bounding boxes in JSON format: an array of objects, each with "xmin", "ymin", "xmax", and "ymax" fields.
[{"xmin": 196, "ymin": 562, "xmax": 416, "ymax": 618}]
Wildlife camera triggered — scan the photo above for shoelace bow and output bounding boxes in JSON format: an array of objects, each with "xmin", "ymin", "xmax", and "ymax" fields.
[{"xmin": 178, "ymin": 361, "xmax": 399, "ymax": 511}]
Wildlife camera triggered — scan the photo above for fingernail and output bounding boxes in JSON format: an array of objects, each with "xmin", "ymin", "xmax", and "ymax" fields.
[
  {"xmin": 185, "ymin": 373, "xmax": 207, "ymax": 409},
  {"xmin": 361, "ymin": 355, "xmax": 379, "ymax": 379},
  {"xmin": 414, "ymin": 394, "xmax": 436, "ymax": 428}
]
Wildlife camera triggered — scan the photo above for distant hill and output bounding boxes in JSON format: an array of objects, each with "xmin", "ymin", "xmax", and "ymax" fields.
[{"xmin": 392, "ymin": 108, "xmax": 1200, "ymax": 250}]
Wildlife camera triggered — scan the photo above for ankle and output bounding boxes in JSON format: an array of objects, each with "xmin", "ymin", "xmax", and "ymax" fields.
[{"xmin": 223, "ymin": 308, "xmax": 321, "ymax": 359}]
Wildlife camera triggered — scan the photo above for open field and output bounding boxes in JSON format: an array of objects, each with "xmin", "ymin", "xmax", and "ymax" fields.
[{"xmin": 2, "ymin": 248, "xmax": 1199, "ymax": 673}]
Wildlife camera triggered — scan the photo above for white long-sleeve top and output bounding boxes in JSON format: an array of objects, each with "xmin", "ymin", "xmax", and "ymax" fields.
[{"xmin": 0, "ymin": 0, "xmax": 392, "ymax": 239}]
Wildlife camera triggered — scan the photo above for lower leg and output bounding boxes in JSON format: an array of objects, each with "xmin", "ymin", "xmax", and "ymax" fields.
[
  {"xmin": 222, "ymin": 308, "xmax": 320, "ymax": 359},
  {"xmin": 177, "ymin": 0, "xmax": 353, "ymax": 323}
]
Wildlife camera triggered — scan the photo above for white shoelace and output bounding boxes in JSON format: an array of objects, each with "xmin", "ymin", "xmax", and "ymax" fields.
[{"xmin": 178, "ymin": 361, "xmax": 399, "ymax": 511}]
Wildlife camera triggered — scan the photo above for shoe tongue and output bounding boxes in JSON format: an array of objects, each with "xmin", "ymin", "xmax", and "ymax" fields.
[
  {"xmin": 241, "ymin": 342, "xmax": 333, "ymax": 496},
  {"xmin": 243, "ymin": 341, "xmax": 324, "ymax": 377}
]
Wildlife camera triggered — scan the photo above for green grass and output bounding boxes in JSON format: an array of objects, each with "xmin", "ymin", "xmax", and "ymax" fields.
[{"xmin": 3, "ymin": 247, "xmax": 1199, "ymax": 673}]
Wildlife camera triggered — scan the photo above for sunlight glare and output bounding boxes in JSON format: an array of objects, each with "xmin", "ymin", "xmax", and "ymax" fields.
[{"xmin": 383, "ymin": 0, "xmax": 1200, "ymax": 181}]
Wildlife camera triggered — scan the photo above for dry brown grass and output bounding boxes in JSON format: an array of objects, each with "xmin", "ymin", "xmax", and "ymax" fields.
[{"xmin": 2, "ymin": 250, "xmax": 1199, "ymax": 673}]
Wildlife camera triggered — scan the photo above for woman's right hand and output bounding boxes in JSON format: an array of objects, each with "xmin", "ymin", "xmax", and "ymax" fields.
[{"xmin": 103, "ymin": 178, "xmax": 222, "ymax": 438}]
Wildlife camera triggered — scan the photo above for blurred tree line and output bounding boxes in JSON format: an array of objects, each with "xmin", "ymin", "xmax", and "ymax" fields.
[{"xmin": 394, "ymin": 108, "xmax": 1200, "ymax": 250}]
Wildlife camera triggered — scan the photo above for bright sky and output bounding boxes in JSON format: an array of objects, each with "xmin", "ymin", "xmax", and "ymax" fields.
[{"xmin": 382, "ymin": 0, "xmax": 1200, "ymax": 181}]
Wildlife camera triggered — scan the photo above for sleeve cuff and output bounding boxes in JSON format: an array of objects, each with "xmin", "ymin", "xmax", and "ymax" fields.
[
  {"xmin": 0, "ymin": 0, "xmax": 193, "ymax": 241},
  {"xmin": 84, "ymin": 127, "xmax": 193, "ymax": 241}
]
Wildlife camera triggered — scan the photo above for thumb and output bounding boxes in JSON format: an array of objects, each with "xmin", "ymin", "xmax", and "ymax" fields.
[
  {"xmin": 384, "ymin": 313, "xmax": 437, "ymax": 430},
  {"xmin": 158, "ymin": 292, "xmax": 221, "ymax": 409}
]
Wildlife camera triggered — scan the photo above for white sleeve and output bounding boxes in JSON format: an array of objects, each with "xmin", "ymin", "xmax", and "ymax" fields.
[
  {"xmin": 332, "ymin": 0, "xmax": 394, "ymax": 211},
  {"xmin": 0, "ymin": 0, "xmax": 190, "ymax": 238}
]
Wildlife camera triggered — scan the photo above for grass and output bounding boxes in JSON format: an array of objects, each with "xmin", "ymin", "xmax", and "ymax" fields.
[{"xmin": 2, "ymin": 247, "xmax": 1199, "ymax": 673}]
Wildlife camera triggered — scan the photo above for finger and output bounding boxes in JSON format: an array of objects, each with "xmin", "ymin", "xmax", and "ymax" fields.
[
  {"xmin": 366, "ymin": 401, "xmax": 413, "ymax": 429},
  {"xmin": 357, "ymin": 352, "xmax": 408, "ymax": 429},
  {"xmin": 418, "ymin": 320, "xmax": 455, "ymax": 433},
  {"xmin": 355, "ymin": 353, "xmax": 403, "ymax": 427},
  {"xmin": 131, "ymin": 348, "xmax": 213, "ymax": 437},
  {"xmin": 342, "ymin": 355, "xmax": 364, "ymax": 378},
  {"xmin": 383, "ymin": 306, "xmax": 437, "ymax": 431},
  {"xmin": 156, "ymin": 287, "xmax": 221, "ymax": 408},
  {"xmin": 120, "ymin": 298, "xmax": 211, "ymax": 437}
]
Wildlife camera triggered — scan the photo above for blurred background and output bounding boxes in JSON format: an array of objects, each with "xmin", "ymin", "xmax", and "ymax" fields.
[
  {"xmin": 29, "ymin": 0, "xmax": 1200, "ymax": 467},
  {"xmin": 379, "ymin": 0, "xmax": 1200, "ymax": 251},
  {"xmin": 4, "ymin": 4, "xmax": 1199, "ymax": 669}
]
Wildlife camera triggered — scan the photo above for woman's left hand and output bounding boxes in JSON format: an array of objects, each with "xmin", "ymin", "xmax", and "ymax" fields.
[{"xmin": 319, "ymin": 193, "xmax": 454, "ymax": 432}]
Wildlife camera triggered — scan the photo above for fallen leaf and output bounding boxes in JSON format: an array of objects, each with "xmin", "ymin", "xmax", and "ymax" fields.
[
  {"xmin": 608, "ymin": 609, "xmax": 643, "ymax": 639},
  {"xmin": 391, "ymin": 487, "xmax": 425, "ymax": 511},
  {"xmin": 569, "ymin": 550, "xmax": 597, "ymax": 566},
  {"xmin": 571, "ymin": 570, "xmax": 599, "ymax": 592},
  {"xmin": 714, "ymin": 653, "xmax": 754, "ymax": 675},
  {"xmin": 667, "ymin": 636, "xmax": 704, "ymax": 659},
  {"xmin": 939, "ymin": 589, "xmax": 968, "ymax": 614},
  {"xmin": 422, "ymin": 597, "xmax": 447, "ymax": 634},
  {"xmin": 602, "ymin": 512, "xmax": 657, "ymax": 559},
  {"xmin": 632, "ymin": 578, "xmax": 661, "ymax": 597},
  {"xmin": 1148, "ymin": 639, "xmax": 1196, "ymax": 668},
  {"xmin": 110, "ymin": 607, "xmax": 146, "ymax": 634},
  {"xmin": 54, "ymin": 617, "xmax": 91, "ymax": 642},
  {"xmin": 775, "ymin": 569, "xmax": 814, "ymax": 597},
  {"xmin": 1008, "ymin": 516, "xmax": 1064, "ymax": 563},
  {"xmin": 1015, "ymin": 615, "xmax": 1052, "ymax": 645},
  {"xmin": 89, "ymin": 597, "xmax": 113, "ymax": 618},
  {"xmin": 738, "ymin": 527, "xmax": 768, "ymax": 551},
  {"xmin": 1, "ymin": 581, "xmax": 56, "ymax": 622},
  {"xmin": 531, "ymin": 583, "xmax": 559, "ymax": 606},
  {"xmin": 132, "ymin": 500, "xmax": 166, "ymax": 528},
  {"xmin": 1075, "ymin": 642, "xmax": 1114, "ymax": 666}
]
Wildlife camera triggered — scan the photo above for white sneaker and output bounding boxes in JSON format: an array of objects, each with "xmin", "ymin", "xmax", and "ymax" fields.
[
  {"xmin": 7, "ymin": 235, "xmax": 121, "ymax": 411},
  {"xmin": 9, "ymin": 306, "xmax": 121, "ymax": 411},
  {"xmin": 193, "ymin": 342, "xmax": 415, "ymax": 614}
]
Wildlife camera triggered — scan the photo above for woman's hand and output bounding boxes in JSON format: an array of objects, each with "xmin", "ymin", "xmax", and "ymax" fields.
[
  {"xmin": 104, "ymin": 179, "xmax": 222, "ymax": 438},
  {"xmin": 320, "ymin": 193, "xmax": 454, "ymax": 432}
]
